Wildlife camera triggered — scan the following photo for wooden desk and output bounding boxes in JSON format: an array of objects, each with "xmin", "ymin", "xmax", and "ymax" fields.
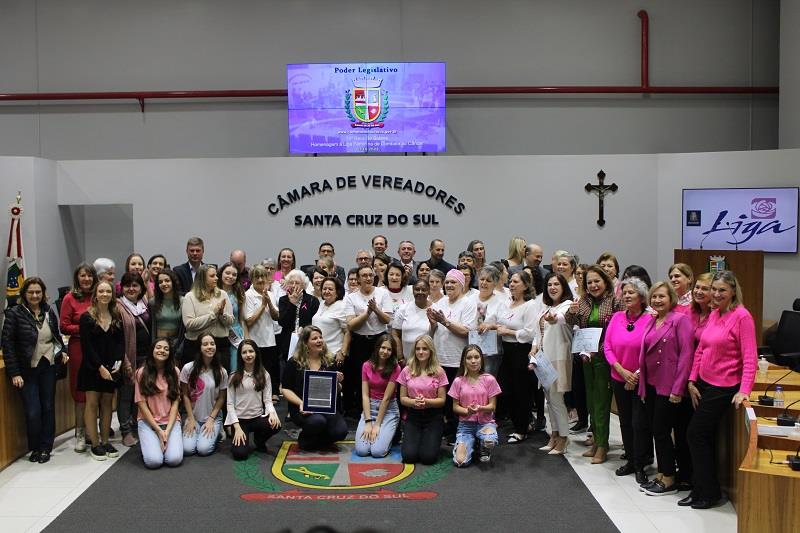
[
  {"xmin": 0, "ymin": 356, "xmax": 75, "ymax": 471},
  {"xmin": 752, "ymin": 366, "xmax": 800, "ymax": 392},
  {"xmin": 734, "ymin": 367, "xmax": 800, "ymax": 532}
]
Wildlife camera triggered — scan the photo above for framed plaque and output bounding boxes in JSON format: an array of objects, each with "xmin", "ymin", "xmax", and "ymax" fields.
[{"xmin": 302, "ymin": 370, "xmax": 338, "ymax": 414}]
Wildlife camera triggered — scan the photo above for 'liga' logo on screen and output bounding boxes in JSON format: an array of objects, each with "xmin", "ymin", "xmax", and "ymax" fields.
[{"xmin": 751, "ymin": 198, "xmax": 776, "ymax": 219}]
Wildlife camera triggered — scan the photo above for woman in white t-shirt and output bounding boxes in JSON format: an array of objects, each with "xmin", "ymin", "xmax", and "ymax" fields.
[
  {"xmin": 244, "ymin": 265, "xmax": 280, "ymax": 402},
  {"xmin": 428, "ymin": 269, "xmax": 477, "ymax": 442},
  {"xmin": 495, "ymin": 270, "xmax": 539, "ymax": 443},
  {"xmin": 343, "ymin": 265, "xmax": 393, "ymax": 416},
  {"xmin": 384, "ymin": 262, "xmax": 414, "ymax": 315},
  {"xmin": 473, "ymin": 266, "xmax": 508, "ymax": 376},
  {"xmin": 392, "ymin": 279, "xmax": 432, "ymax": 362},
  {"xmin": 312, "ymin": 277, "xmax": 350, "ymax": 365},
  {"xmin": 180, "ymin": 334, "xmax": 228, "ymax": 456}
]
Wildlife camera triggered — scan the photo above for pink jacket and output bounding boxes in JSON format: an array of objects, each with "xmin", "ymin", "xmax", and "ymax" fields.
[
  {"xmin": 690, "ymin": 306, "xmax": 757, "ymax": 395},
  {"xmin": 638, "ymin": 311, "xmax": 694, "ymax": 398}
]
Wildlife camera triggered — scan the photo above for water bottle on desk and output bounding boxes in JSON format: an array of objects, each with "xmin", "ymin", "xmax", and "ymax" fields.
[
  {"xmin": 774, "ymin": 386, "xmax": 785, "ymax": 408},
  {"xmin": 758, "ymin": 356, "xmax": 769, "ymax": 377}
]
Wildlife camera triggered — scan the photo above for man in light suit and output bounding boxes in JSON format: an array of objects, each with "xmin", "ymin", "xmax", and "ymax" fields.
[{"xmin": 174, "ymin": 236, "xmax": 205, "ymax": 295}]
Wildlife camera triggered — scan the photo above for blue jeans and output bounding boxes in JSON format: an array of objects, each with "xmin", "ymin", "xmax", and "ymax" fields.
[
  {"xmin": 138, "ymin": 420, "xmax": 183, "ymax": 469},
  {"xmin": 355, "ymin": 398, "xmax": 400, "ymax": 458},
  {"xmin": 453, "ymin": 420, "xmax": 498, "ymax": 467},
  {"xmin": 182, "ymin": 414, "xmax": 223, "ymax": 456},
  {"xmin": 20, "ymin": 358, "xmax": 57, "ymax": 452}
]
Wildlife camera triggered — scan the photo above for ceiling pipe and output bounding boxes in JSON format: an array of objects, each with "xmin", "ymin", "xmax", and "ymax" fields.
[{"xmin": 0, "ymin": 10, "xmax": 778, "ymax": 111}]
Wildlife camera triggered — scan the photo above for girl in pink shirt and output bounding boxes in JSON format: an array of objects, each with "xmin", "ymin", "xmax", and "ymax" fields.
[
  {"xmin": 397, "ymin": 335, "xmax": 448, "ymax": 465},
  {"xmin": 135, "ymin": 338, "xmax": 183, "ymax": 469},
  {"xmin": 449, "ymin": 345, "xmax": 501, "ymax": 466},
  {"xmin": 355, "ymin": 334, "xmax": 402, "ymax": 458},
  {"xmin": 684, "ymin": 271, "xmax": 757, "ymax": 509}
]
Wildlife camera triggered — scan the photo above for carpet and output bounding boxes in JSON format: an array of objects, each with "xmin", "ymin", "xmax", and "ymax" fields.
[{"xmin": 44, "ymin": 419, "xmax": 619, "ymax": 533}]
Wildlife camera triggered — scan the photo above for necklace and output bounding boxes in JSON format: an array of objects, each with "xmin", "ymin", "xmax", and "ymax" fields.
[{"xmin": 625, "ymin": 310, "xmax": 641, "ymax": 332}]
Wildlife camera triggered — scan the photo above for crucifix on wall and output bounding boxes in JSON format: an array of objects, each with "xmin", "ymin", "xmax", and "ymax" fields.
[{"xmin": 585, "ymin": 170, "xmax": 618, "ymax": 227}]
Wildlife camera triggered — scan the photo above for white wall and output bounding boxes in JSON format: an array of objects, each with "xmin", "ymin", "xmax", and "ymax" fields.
[
  {"xmin": 54, "ymin": 150, "xmax": 800, "ymax": 321},
  {"xmin": 0, "ymin": 157, "xmax": 72, "ymax": 299},
  {"xmin": 780, "ymin": 0, "xmax": 800, "ymax": 148},
  {"xmin": 656, "ymin": 149, "xmax": 800, "ymax": 318},
  {"xmin": 0, "ymin": 0, "xmax": 780, "ymax": 159}
]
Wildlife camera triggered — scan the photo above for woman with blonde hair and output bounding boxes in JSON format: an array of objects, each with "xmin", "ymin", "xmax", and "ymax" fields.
[
  {"xmin": 181, "ymin": 264, "xmax": 234, "ymax": 366},
  {"xmin": 668, "ymin": 263, "xmax": 694, "ymax": 307},
  {"xmin": 397, "ymin": 335, "xmax": 448, "ymax": 464},
  {"xmin": 281, "ymin": 326, "xmax": 347, "ymax": 450},
  {"xmin": 506, "ymin": 236, "xmax": 526, "ymax": 270}
]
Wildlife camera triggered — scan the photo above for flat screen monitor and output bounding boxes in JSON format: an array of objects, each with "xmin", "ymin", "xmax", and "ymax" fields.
[
  {"xmin": 287, "ymin": 62, "xmax": 446, "ymax": 154},
  {"xmin": 682, "ymin": 187, "xmax": 799, "ymax": 253}
]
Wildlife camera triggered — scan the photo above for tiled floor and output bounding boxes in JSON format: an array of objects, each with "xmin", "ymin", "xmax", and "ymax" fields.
[
  {"xmin": 0, "ymin": 415, "xmax": 737, "ymax": 533},
  {"xmin": 0, "ymin": 421, "xmax": 131, "ymax": 533},
  {"xmin": 564, "ymin": 415, "xmax": 737, "ymax": 533}
]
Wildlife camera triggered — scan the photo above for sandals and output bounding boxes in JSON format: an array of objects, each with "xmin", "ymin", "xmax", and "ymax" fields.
[{"xmin": 507, "ymin": 433, "xmax": 526, "ymax": 444}]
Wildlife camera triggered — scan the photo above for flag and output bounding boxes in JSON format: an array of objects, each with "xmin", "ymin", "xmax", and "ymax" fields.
[{"xmin": 5, "ymin": 199, "xmax": 25, "ymax": 307}]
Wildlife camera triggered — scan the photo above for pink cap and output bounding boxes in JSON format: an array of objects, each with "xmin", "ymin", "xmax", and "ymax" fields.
[{"xmin": 445, "ymin": 269, "xmax": 466, "ymax": 287}]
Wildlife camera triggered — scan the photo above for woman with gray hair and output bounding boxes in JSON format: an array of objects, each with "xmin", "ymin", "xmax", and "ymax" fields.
[
  {"xmin": 603, "ymin": 277, "xmax": 652, "ymax": 480},
  {"xmin": 555, "ymin": 252, "xmax": 579, "ymax": 297},
  {"xmin": 473, "ymin": 266, "xmax": 508, "ymax": 376},
  {"xmin": 93, "ymin": 258, "xmax": 116, "ymax": 285}
]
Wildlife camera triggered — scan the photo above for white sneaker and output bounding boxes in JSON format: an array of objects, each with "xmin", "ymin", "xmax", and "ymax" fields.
[{"xmin": 74, "ymin": 428, "xmax": 87, "ymax": 453}]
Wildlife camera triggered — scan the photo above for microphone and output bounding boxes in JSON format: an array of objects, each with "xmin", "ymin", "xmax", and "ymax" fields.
[
  {"xmin": 777, "ymin": 398, "xmax": 800, "ymax": 427},
  {"xmin": 758, "ymin": 369, "xmax": 794, "ymax": 406},
  {"xmin": 725, "ymin": 222, "xmax": 739, "ymax": 251},
  {"xmin": 699, "ymin": 230, "xmax": 711, "ymax": 250}
]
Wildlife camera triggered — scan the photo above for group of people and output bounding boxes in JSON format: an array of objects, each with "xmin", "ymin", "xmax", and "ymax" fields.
[{"xmin": 2, "ymin": 234, "xmax": 757, "ymax": 509}]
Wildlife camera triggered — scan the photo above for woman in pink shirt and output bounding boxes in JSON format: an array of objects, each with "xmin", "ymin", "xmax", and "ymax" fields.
[
  {"xmin": 355, "ymin": 334, "xmax": 401, "ymax": 458},
  {"xmin": 135, "ymin": 338, "xmax": 183, "ymax": 469},
  {"xmin": 603, "ymin": 277, "xmax": 651, "ymax": 482},
  {"xmin": 684, "ymin": 271, "xmax": 757, "ymax": 509},
  {"xmin": 397, "ymin": 335, "xmax": 448, "ymax": 465},
  {"xmin": 450, "ymin": 345, "xmax": 501, "ymax": 466},
  {"xmin": 675, "ymin": 272, "xmax": 714, "ymax": 346},
  {"xmin": 637, "ymin": 282, "xmax": 694, "ymax": 496}
]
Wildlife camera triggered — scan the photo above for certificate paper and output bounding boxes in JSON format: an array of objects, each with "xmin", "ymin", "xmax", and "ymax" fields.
[
  {"xmin": 571, "ymin": 327, "xmax": 602, "ymax": 353},
  {"xmin": 531, "ymin": 351, "xmax": 558, "ymax": 389},
  {"xmin": 303, "ymin": 370, "xmax": 338, "ymax": 414},
  {"xmin": 468, "ymin": 330, "xmax": 498, "ymax": 355}
]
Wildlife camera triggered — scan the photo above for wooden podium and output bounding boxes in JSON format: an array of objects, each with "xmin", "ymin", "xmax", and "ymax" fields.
[{"xmin": 673, "ymin": 249, "xmax": 764, "ymax": 343}]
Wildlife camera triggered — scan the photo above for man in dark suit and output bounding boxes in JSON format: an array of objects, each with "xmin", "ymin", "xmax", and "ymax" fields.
[
  {"xmin": 301, "ymin": 242, "xmax": 346, "ymax": 282},
  {"xmin": 397, "ymin": 240, "xmax": 418, "ymax": 284},
  {"xmin": 426, "ymin": 238, "xmax": 455, "ymax": 274},
  {"xmin": 174, "ymin": 236, "xmax": 205, "ymax": 295},
  {"xmin": 229, "ymin": 249, "xmax": 251, "ymax": 289},
  {"xmin": 372, "ymin": 234, "xmax": 395, "ymax": 263}
]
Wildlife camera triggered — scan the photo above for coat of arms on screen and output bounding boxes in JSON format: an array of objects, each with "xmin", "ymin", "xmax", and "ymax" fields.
[{"xmin": 345, "ymin": 77, "xmax": 389, "ymax": 128}]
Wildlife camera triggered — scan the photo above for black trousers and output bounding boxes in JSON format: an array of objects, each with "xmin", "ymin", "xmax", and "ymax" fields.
[
  {"xmin": 499, "ymin": 341, "xmax": 533, "ymax": 434},
  {"xmin": 295, "ymin": 412, "xmax": 348, "ymax": 451},
  {"xmin": 529, "ymin": 371, "xmax": 545, "ymax": 421},
  {"xmin": 231, "ymin": 417, "xmax": 280, "ymax": 460},
  {"xmin": 566, "ymin": 354, "xmax": 588, "ymax": 425},
  {"xmin": 257, "ymin": 346, "xmax": 280, "ymax": 394},
  {"xmin": 442, "ymin": 366, "xmax": 459, "ymax": 438},
  {"xmin": 402, "ymin": 407, "xmax": 444, "ymax": 465},
  {"xmin": 342, "ymin": 333, "xmax": 380, "ymax": 414},
  {"xmin": 687, "ymin": 379, "xmax": 738, "ymax": 500},
  {"xmin": 614, "ymin": 379, "xmax": 655, "ymax": 468}
]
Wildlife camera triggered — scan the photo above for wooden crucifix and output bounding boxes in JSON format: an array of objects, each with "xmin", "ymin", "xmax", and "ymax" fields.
[{"xmin": 585, "ymin": 170, "xmax": 618, "ymax": 227}]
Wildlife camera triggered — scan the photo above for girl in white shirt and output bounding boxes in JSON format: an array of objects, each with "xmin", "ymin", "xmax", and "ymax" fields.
[
  {"xmin": 225, "ymin": 340, "xmax": 280, "ymax": 460},
  {"xmin": 180, "ymin": 334, "xmax": 228, "ymax": 456}
]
